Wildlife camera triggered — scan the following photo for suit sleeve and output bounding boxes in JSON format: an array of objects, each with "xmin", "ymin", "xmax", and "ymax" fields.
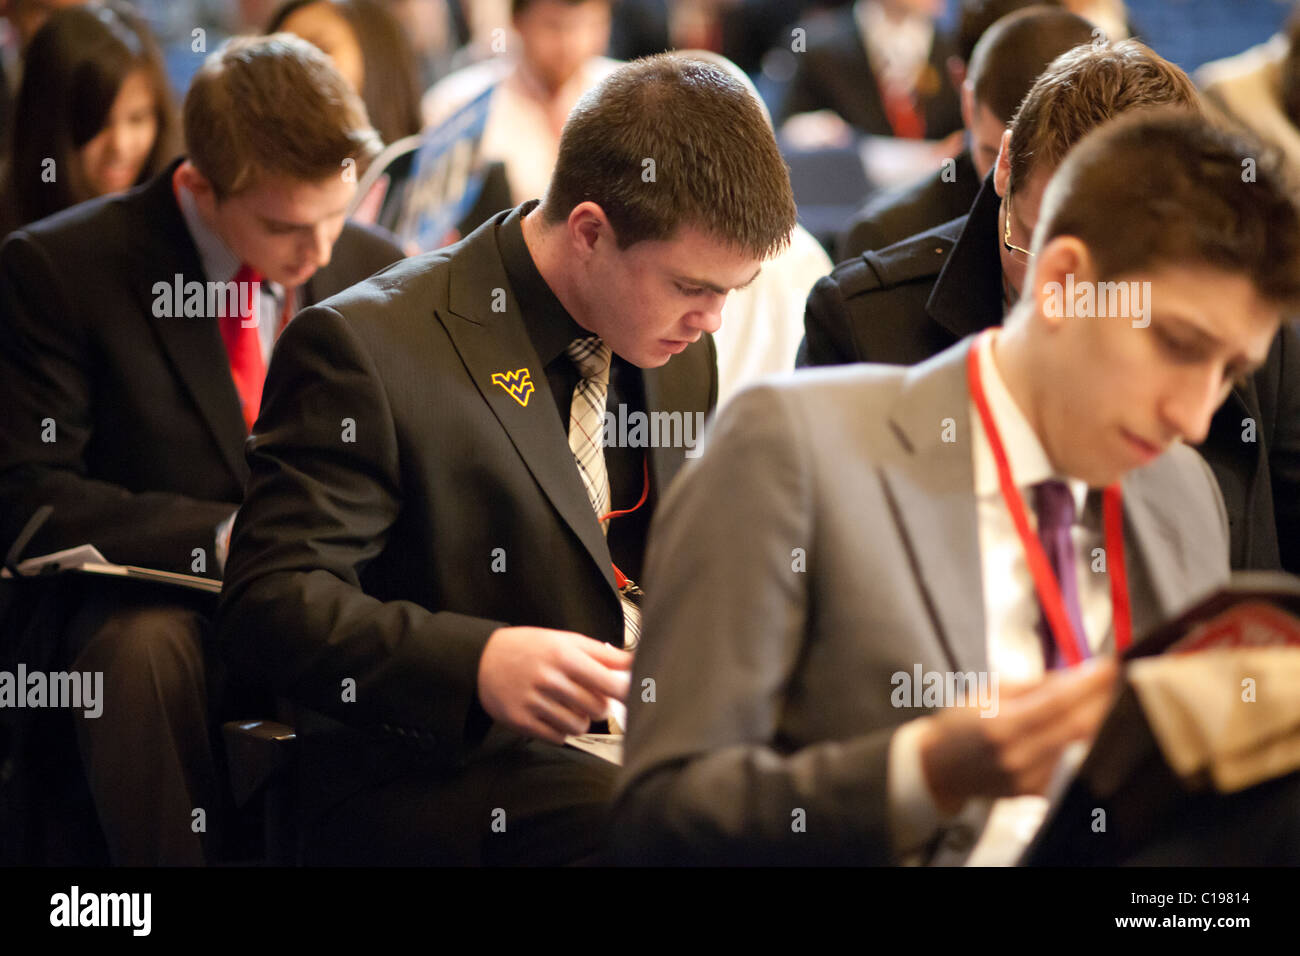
[
  {"xmin": 216, "ymin": 304, "xmax": 503, "ymax": 765},
  {"xmin": 800, "ymin": 274, "xmax": 859, "ymax": 367},
  {"xmin": 611, "ymin": 385, "xmax": 898, "ymax": 865},
  {"xmin": 0, "ymin": 231, "xmax": 236, "ymax": 574}
]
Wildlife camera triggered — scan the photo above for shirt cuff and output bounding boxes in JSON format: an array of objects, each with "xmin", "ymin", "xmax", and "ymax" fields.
[
  {"xmin": 887, "ymin": 715, "xmax": 960, "ymax": 862},
  {"xmin": 214, "ymin": 510, "xmax": 238, "ymax": 575}
]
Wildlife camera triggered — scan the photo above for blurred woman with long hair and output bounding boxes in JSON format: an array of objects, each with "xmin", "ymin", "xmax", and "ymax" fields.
[{"xmin": 0, "ymin": 2, "xmax": 179, "ymax": 237}]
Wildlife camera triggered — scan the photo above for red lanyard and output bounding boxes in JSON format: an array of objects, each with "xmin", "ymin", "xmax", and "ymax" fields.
[
  {"xmin": 600, "ymin": 457, "xmax": 649, "ymax": 589},
  {"xmin": 967, "ymin": 332, "xmax": 1132, "ymax": 665}
]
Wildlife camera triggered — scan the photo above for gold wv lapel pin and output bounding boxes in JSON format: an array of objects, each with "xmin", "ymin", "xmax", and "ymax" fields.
[{"xmin": 491, "ymin": 368, "xmax": 535, "ymax": 407}]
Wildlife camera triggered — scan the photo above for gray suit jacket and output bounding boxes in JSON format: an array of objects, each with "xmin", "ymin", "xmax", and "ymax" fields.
[{"xmin": 611, "ymin": 337, "xmax": 1231, "ymax": 865}]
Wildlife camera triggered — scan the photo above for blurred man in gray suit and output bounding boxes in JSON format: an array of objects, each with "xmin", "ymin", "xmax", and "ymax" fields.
[{"xmin": 612, "ymin": 110, "xmax": 1300, "ymax": 865}]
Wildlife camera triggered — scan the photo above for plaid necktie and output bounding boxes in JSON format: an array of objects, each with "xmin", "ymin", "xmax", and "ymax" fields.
[{"xmin": 566, "ymin": 336, "xmax": 642, "ymax": 655}]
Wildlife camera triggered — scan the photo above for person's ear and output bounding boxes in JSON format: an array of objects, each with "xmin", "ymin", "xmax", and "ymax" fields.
[
  {"xmin": 565, "ymin": 201, "xmax": 609, "ymax": 264},
  {"xmin": 960, "ymin": 79, "xmax": 974, "ymax": 135},
  {"xmin": 1032, "ymin": 236, "xmax": 1089, "ymax": 331},
  {"xmin": 992, "ymin": 128, "xmax": 1013, "ymax": 197},
  {"xmin": 177, "ymin": 160, "xmax": 219, "ymax": 218}
]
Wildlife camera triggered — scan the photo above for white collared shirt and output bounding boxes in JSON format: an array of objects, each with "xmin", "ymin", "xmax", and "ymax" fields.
[
  {"xmin": 888, "ymin": 331, "xmax": 1112, "ymax": 864},
  {"xmin": 855, "ymin": 0, "xmax": 934, "ymax": 98}
]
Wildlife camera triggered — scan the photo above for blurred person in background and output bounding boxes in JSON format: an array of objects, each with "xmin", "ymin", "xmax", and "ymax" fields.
[
  {"xmin": 839, "ymin": 3, "xmax": 1094, "ymax": 258},
  {"xmin": 1196, "ymin": 3, "xmax": 1300, "ymax": 175},
  {"xmin": 1063, "ymin": 0, "xmax": 1127, "ymax": 40},
  {"xmin": 422, "ymin": 0, "xmax": 617, "ymax": 206},
  {"xmin": 381, "ymin": 0, "xmax": 470, "ymax": 90},
  {"xmin": 268, "ymin": 0, "xmax": 422, "ymax": 146},
  {"xmin": 0, "ymin": 1, "xmax": 176, "ymax": 237},
  {"xmin": 777, "ymin": 0, "xmax": 963, "ymax": 144}
]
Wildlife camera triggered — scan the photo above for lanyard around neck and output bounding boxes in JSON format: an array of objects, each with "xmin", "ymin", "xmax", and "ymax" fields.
[{"xmin": 967, "ymin": 331, "xmax": 1133, "ymax": 665}]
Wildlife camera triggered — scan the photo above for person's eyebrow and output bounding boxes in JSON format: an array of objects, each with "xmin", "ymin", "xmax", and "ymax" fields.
[
  {"xmin": 676, "ymin": 267, "xmax": 762, "ymax": 295},
  {"xmin": 258, "ymin": 203, "xmax": 351, "ymax": 230},
  {"xmin": 1164, "ymin": 313, "xmax": 1266, "ymax": 374},
  {"xmin": 1165, "ymin": 314, "xmax": 1223, "ymax": 347}
]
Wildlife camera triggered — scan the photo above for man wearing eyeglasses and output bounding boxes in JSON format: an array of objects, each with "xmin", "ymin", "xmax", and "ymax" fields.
[{"xmin": 801, "ymin": 39, "xmax": 1300, "ymax": 574}]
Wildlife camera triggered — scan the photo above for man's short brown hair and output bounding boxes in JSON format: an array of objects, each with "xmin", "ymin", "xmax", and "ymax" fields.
[
  {"xmin": 969, "ymin": 6, "xmax": 1095, "ymax": 123},
  {"xmin": 1008, "ymin": 39, "xmax": 1201, "ymax": 191},
  {"xmin": 543, "ymin": 53, "xmax": 797, "ymax": 258},
  {"xmin": 184, "ymin": 34, "xmax": 382, "ymax": 199},
  {"xmin": 957, "ymin": 0, "xmax": 1064, "ymax": 65},
  {"xmin": 1035, "ymin": 109, "xmax": 1300, "ymax": 314}
]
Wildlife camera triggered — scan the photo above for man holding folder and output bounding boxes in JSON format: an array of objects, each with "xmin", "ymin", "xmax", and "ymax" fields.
[{"xmin": 0, "ymin": 36, "xmax": 402, "ymax": 864}]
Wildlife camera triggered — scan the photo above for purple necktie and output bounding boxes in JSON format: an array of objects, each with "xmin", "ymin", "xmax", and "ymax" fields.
[{"xmin": 1032, "ymin": 480, "xmax": 1088, "ymax": 670}]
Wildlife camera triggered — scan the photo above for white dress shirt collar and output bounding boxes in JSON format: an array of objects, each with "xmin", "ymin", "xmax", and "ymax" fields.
[
  {"xmin": 972, "ymin": 331, "xmax": 1089, "ymax": 518},
  {"xmin": 176, "ymin": 180, "xmax": 242, "ymax": 284}
]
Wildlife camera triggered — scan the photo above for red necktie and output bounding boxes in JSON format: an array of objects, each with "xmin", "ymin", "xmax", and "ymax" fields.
[
  {"xmin": 882, "ymin": 88, "xmax": 925, "ymax": 140},
  {"xmin": 220, "ymin": 263, "xmax": 267, "ymax": 432}
]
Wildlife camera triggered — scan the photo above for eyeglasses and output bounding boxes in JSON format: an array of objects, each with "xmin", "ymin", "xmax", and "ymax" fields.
[{"xmin": 1002, "ymin": 185, "xmax": 1035, "ymax": 261}]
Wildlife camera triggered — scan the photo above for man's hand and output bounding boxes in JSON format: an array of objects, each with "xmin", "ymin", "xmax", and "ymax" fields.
[
  {"xmin": 477, "ymin": 627, "xmax": 633, "ymax": 744},
  {"xmin": 918, "ymin": 658, "xmax": 1120, "ymax": 814}
]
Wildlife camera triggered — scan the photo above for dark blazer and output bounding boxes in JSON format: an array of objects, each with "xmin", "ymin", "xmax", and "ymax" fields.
[
  {"xmin": 0, "ymin": 159, "xmax": 405, "ymax": 575},
  {"xmin": 838, "ymin": 148, "xmax": 980, "ymax": 259},
  {"xmin": 800, "ymin": 173, "xmax": 1300, "ymax": 574},
  {"xmin": 216, "ymin": 205, "xmax": 717, "ymax": 815},
  {"xmin": 778, "ymin": 5, "xmax": 962, "ymax": 140}
]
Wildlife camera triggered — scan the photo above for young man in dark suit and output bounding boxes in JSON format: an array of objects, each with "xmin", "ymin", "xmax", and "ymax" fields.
[
  {"xmin": 802, "ymin": 39, "xmax": 1300, "ymax": 575},
  {"xmin": 838, "ymin": 4, "xmax": 1095, "ymax": 258},
  {"xmin": 217, "ymin": 53, "xmax": 798, "ymax": 865},
  {"xmin": 0, "ymin": 35, "xmax": 403, "ymax": 864}
]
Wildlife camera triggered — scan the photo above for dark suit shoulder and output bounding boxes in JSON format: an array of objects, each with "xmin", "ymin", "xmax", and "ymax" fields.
[
  {"xmin": 826, "ymin": 217, "xmax": 963, "ymax": 300},
  {"xmin": 334, "ymin": 220, "xmax": 404, "ymax": 270},
  {"xmin": 310, "ymin": 247, "xmax": 453, "ymax": 324},
  {"xmin": 302, "ymin": 221, "xmax": 404, "ymax": 304},
  {"xmin": 3, "ymin": 184, "xmax": 151, "ymax": 264},
  {"xmin": 839, "ymin": 153, "xmax": 980, "ymax": 258}
]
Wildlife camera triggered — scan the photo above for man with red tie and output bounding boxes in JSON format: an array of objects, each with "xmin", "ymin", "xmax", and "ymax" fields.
[{"xmin": 0, "ymin": 34, "xmax": 403, "ymax": 864}]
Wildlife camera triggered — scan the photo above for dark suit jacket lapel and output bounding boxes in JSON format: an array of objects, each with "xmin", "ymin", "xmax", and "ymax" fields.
[
  {"xmin": 925, "ymin": 173, "xmax": 1004, "ymax": 342},
  {"xmin": 880, "ymin": 341, "xmax": 988, "ymax": 673},
  {"xmin": 128, "ymin": 164, "xmax": 249, "ymax": 484},
  {"xmin": 437, "ymin": 220, "xmax": 618, "ymax": 591}
]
